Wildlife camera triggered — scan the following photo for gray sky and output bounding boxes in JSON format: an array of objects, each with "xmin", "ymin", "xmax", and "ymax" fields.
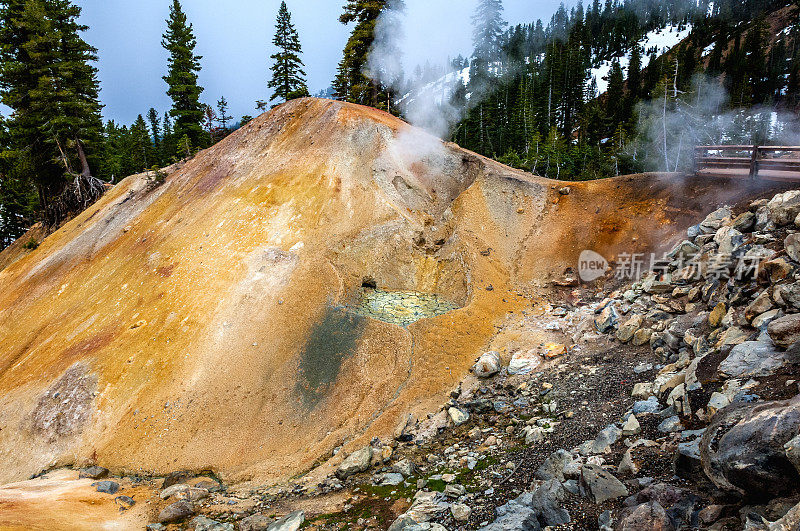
[{"xmin": 75, "ymin": 0, "xmax": 568, "ymax": 125}]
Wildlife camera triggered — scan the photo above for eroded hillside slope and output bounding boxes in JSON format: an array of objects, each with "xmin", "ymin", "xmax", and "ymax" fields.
[{"xmin": 0, "ymin": 98, "xmax": 785, "ymax": 487}]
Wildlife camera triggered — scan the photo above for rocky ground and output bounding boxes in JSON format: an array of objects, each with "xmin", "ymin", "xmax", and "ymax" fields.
[{"xmin": 32, "ymin": 189, "xmax": 800, "ymax": 530}]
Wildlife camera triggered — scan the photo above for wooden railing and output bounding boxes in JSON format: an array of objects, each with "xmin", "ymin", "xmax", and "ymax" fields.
[{"xmin": 695, "ymin": 145, "xmax": 800, "ymax": 181}]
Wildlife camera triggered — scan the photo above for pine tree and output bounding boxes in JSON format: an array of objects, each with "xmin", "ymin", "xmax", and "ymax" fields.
[
  {"xmin": 0, "ymin": 0, "xmax": 105, "ymax": 226},
  {"xmin": 162, "ymin": 0, "xmax": 205, "ymax": 149},
  {"xmin": 268, "ymin": 1, "xmax": 308, "ymax": 102},
  {"xmin": 333, "ymin": 0, "xmax": 401, "ymax": 107},
  {"xmin": 146, "ymin": 108, "xmax": 162, "ymax": 164},
  {"xmin": 216, "ymin": 96, "xmax": 231, "ymax": 134},
  {"xmin": 471, "ymin": 0, "xmax": 507, "ymax": 84},
  {"xmin": 130, "ymin": 114, "xmax": 152, "ymax": 171},
  {"xmin": 605, "ymin": 59, "xmax": 624, "ymax": 128}
]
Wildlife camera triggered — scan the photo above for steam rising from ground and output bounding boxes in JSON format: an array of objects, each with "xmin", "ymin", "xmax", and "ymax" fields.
[
  {"xmin": 366, "ymin": 2, "xmax": 464, "ymax": 140},
  {"xmin": 632, "ymin": 76, "xmax": 800, "ymax": 173}
]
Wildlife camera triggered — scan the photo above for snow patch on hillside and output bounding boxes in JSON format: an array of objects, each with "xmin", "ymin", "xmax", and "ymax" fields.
[{"xmin": 591, "ymin": 24, "xmax": 693, "ymax": 94}]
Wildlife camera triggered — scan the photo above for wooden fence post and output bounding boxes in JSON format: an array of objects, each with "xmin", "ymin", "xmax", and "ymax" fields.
[{"xmin": 749, "ymin": 145, "xmax": 760, "ymax": 179}]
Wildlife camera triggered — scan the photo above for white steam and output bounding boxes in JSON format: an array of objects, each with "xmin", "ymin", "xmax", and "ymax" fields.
[
  {"xmin": 633, "ymin": 75, "xmax": 800, "ymax": 173},
  {"xmin": 366, "ymin": 2, "xmax": 466, "ymax": 140}
]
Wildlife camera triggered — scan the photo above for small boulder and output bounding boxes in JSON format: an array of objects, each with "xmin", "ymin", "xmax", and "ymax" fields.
[
  {"xmin": 617, "ymin": 315, "xmax": 643, "ymax": 343},
  {"xmin": 114, "ymin": 495, "xmax": 136, "ymax": 510},
  {"xmin": 785, "ymin": 434, "xmax": 800, "ymax": 475},
  {"xmin": 591, "ymin": 424, "xmax": 622, "ymax": 454},
  {"xmin": 622, "ymin": 415, "xmax": 641, "ymax": 436},
  {"xmin": 631, "ymin": 383, "xmax": 653, "ymax": 399},
  {"xmin": 451, "ymin": 503, "xmax": 471, "ymax": 522},
  {"xmin": 238, "ymin": 514, "xmax": 274, "ymax": 531},
  {"xmin": 92, "ymin": 480, "xmax": 119, "ymax": 494},
  {"xmin": 768, "ymin": 314, "xmax": 800, "ymax": 348},
  {"xmin": 473, "ymin": 351, "xmax": 501, "ymax": 378},
  {"xmin": 746, "ymin": 291, "xmax": 774, "ymax": 322},
  {"xmin": 595, "ymin": 304, "xmax": 619, "ymax": 333},
  {"xmin": 508, "ymin": 349, "xmax": 541, "ymax": 375},
  {"xmin": 768, "ymin": 190, "xmax": 800, "ymax": 226},
  {"xmin": 448, "ymin": 407, "xmax": 469, "ymax": 426},
  {"xmin": 392, "ymin": 458, "xmax": 416, "ymax": 477},
  {"xmin": 158, "ymin": 501, "xmax": 195, "ymax": 524},
  {"xmin": 336, "ymin": 447, "xmax": 372, "ymax": 479},
  {"xmin": 700, "ymin": 396, "xmax": 800, "ymax": 498},
  {"xmin": 708, "ymin": 303, "xmax": 726, "ymax": 328},
  {"xmin": 786, "ymin": 233, "xmax": 800, "ymax": 262},
  {"xmin": 535, "ymin": 449, "xmax": 572, "ymax": 482},
  {"xmin": 191, "ymin": 516, "xmax": 234, "ymax": 531},
  {"xmin": 631, "ymin": 328, "xmax": 652, "ymax": 346},
  {"xmin": 379, "ymin": 472, "xmax": 404, "ymax": 486},
  {"xmin": 700, "ymin": 206, "xmax": 732, "ymax": 232},
  {"xmin": 719, "ymin": 340, "xmax": 787, "ymax": 378},
  {"xmin": 714, "ymin": 226, "xmax": 743, "ymax": 255},
  {"xmin": 657, "ymin": 416, "xmax": 683, "ymax": 433},
  {"xmin": 580, "ymin": 464, "xmax": 628, "ymax": 503},
  {"xmin": 265, "ymin": 511, "xmax": 304, "ymax": 531},
  {"xmin": 618, "ymin": 501, "xmax": 673, "ymax": 531},
  {"xmin": 78, "ymin": 466, "xmax": 108, "ymax": 479},
  {"xmin": 530, "ymin": 479, "xmax": 570, "ymax": 526}
]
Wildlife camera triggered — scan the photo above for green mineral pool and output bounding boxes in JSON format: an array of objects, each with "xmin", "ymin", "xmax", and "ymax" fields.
[{"xmin": 351, "ymin": 287, "xmax": 460, "ymax": 326}]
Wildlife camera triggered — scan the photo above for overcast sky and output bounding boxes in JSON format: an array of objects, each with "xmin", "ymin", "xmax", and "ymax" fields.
[{"xmin": 74, "ymin": 0, "xmax": 570, "ymax": 124}]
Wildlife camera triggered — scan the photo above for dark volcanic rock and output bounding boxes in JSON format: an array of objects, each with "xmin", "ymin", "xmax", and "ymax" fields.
[
  {"xmin": 92, "ymin": 480, "xmax": 119, "ymax": 494},
  {"xmin": 618, "ymin": 502, "xmax": 674, "ymax": 531},
  {"xmin": 79, "ymin": 466, "xmax": 108, "ymax": 479},
  {"xmin": 157, "ymin": 500, "xmax": 195, "ymax": 523},
  {"xmin": 700, "ymin": 397, "xmax": 800, "ymax": 499}
]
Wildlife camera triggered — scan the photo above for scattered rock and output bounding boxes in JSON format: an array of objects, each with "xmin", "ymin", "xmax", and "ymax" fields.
[
  {"xmin": 114, "ymin": 495, "xmax": 135, "ymax": 510},
  {"xmin": 591, "ymin": 424, "xmax": 622, "ymax": 454},
  {"xmin": 657, "ymin": 416, "xmax": 683, "ymax": 433},
  {"xmin": 508, "ymin": 349, "xmax": 541, "ymax": 375},
  {"xmin": 448, "ymin": 407, "xmax": 469, "ymax": 426},
  {"xmin": 239, "ymin": 514, "xmax": 275, "ymax": 531},
  {"xmin": 618, "ymin": 501, "xmax": 673, "ymax": 531},
  {"xmin": 92, "ymin": 480, "xmax": 119, "ymax": 494},
  {"xmin": 473, "ymin": 351, "xmax": 501, "ymax": 378},
  {"xmin": 451, "ymin": 503, "xmax": 471, "ymax": 522},
  {"xmin": 380, "ymin": 472, "xmax": 405, "ymax": 486},
  {"xmin": 580, "ymin": 463, "xmax": 629, "ymax": 503},
  {"xmin": 700, "ymin": 397, "xmax": 800, "ymax": 498},
  {"xmin": 161, "ymin": 471, "xmax": 193, "ymax": 489},
  {"xmin": 158, "ymin": 501, "xmax": 195, "ymax": 524},
  {"xmin": 768, "ymin": 314, "xmax": 800, "ymax": 348},
  {"xmin": 622, "ymin": 415, "xmax": 641, "ymax": 436},
  {"xmin": 191, "ymin": 516, "xmax": 234, "ymax": 531},
  {"xmin": 336, "ymin": 447, "xmax": 373, "ymax": 479},
  {"xmin": 78, "ymin": 466, "xmax": 108, "ymax": 479},
  {"xmin": 265, "ymin": 511, "xmax": 304, "ymax": 531}
]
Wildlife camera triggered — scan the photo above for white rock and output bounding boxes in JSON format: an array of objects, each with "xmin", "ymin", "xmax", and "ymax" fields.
[
  {"xmin": 448, "ymin": 407, "xmax": 469, "ymax": 426},
  {"xmin": 508, "ymin": 349, "xmax": 541, "ymax": 375},
  {"xmin": 631, "ymin": 382, "xmax": 653, "ymax": 399},
  {"xmin": 622, "ymin": 415, "xmax": 641, "ymax": 436},
  {"xmin": 473, "ymin": 351, "xmax": 501, "ymax": 378},
  {"xmin": 451, "ymin": 503, "xmax": 471, "ymax": 522}
]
